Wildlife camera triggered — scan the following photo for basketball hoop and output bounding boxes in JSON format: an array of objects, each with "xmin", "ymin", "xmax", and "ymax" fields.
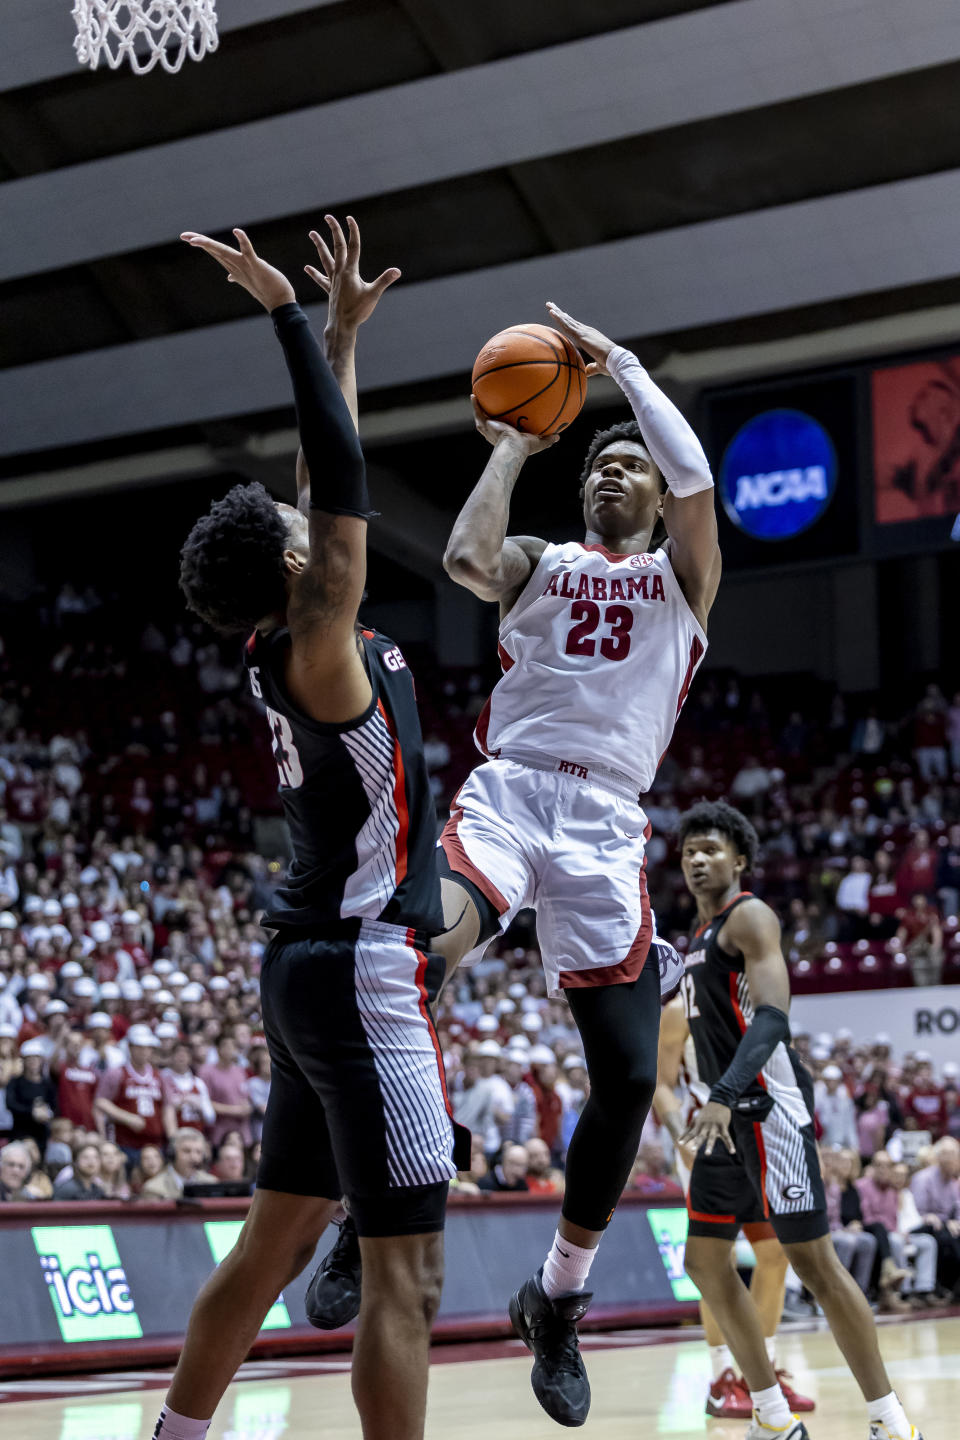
[{"xmin": 72, "ymin": 1, "xmax": 219, "ymax": 75}]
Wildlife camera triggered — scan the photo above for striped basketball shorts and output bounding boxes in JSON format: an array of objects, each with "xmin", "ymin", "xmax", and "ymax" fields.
[
  {"xmin": 258, "ymin": 919, "xmax": 460, "ymax": 1235},
  {"xmin": 687, "ymin": 1095, "xmax": 828, "ymax": 1245}
]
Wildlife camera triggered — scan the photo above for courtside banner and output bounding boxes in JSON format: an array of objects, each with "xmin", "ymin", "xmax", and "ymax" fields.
[
  {"xmin": 31, "ymin": 1225, "xmax": 142, "ymax": 1343},
  {"xmin": 791, "ymin": 985, "xmax": 960, "ymax": 1067},
  {"xmin": 0, "ymin": 1196, "xmax": 692, "ymax": 1372}
]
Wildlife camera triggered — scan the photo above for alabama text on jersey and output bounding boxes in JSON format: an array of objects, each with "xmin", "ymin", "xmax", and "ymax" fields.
[{"xmin": 475, "ymin": 542, "xmax": 706, "ymax": 793}]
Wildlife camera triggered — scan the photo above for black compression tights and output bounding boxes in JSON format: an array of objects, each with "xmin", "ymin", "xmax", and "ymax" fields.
[{"xmin": 563, "ymin": 958, "xmax": 661, "ymax": 1232}]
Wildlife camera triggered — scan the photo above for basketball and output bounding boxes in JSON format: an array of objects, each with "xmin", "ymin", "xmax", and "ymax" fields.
[{"xmin": 472, "ymin": 324, "xmax": 587, "ymax": 436}]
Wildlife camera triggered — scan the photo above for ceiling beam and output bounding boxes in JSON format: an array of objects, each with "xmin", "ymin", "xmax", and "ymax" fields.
[
  {"xmin": 3, "ymin": 0, "xmax": 959, "ymax": 282},
  {"xmin": 4, "ymin": 166, "xmax": 960, "ymax": 457},
  {"xmin": 0, "ymin": 431, "xmax": 452, "ymax": 582}
]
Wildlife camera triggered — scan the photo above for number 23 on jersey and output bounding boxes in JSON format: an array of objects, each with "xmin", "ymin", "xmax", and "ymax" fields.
[{"xmin": 564, "ymin": 601, "xmax": 634, "ymax": 661}]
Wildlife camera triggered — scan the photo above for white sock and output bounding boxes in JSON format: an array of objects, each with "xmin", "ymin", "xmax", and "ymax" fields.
[
  {"xmin": 710, "ymin": 1343, "xmax": 735, "ymax": 1379},
  {"xmin": 541, "ymin": 1231, "xmax": 597, "ymax": 1299},
  {"xmin": 765, "ymin": 1334, "xmax": 778, "ymax": 1368},
  {"xmin": 331, "ymin": 1202, "xmax": 348, "ymax": 1226},
  {"xmin": 749, "ymin": 1381, "xmax": 793, "ymax": 1429},
  {"xmin": 153, "ymin": 1404, "xmax": 212, "ymax": 1439},
  {"xmin": 866, "ymin": 1392, "xmax": 912, "ymax": 1436}
]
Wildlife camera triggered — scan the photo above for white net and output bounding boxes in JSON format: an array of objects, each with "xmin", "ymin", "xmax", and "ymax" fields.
[{"xmin": 72, "ymin": 1, "xmax": 219, "ymax": 75}]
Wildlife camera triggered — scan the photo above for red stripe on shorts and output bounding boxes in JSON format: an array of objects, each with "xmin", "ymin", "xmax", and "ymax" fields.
[
  {"xmin": 687, "ymin": 1208, "xmax": 737, "ymax": 1225},
  {"xmin": 753, "ymin": 1121, "xmax": 771, "ymax": 1218},
  {"xmin": 440, "ymin": 790, "xmax": 511, "ymax": 916},
  {"xmin": 413, "ymin": 944, "xmax": 453, "ymax": 1120}
]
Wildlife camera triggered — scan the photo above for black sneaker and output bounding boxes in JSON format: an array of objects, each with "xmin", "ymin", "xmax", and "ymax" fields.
[
  {"xmin": 305, "ymin": 1215, "xmax": 362, "ymax": 1330},
  {"xmin": 508, "ymin": 1267, "xmax": 592, "ymax": 1427}
]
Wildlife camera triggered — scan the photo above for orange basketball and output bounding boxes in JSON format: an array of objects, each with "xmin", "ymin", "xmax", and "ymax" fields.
[{"xmin": 472, "ymin": 324, "xmax": 586, "ymax": 437}]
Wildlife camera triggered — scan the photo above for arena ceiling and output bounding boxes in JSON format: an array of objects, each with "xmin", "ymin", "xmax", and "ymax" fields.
[{"xmin": 3, "ymin": 0, "xmax": 960, "ymax": 557}]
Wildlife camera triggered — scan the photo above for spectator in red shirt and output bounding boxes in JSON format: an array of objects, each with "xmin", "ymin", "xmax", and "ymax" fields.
[
  {"xmin": 866, "ymin": 850, "xmax": 901, "ymax": 941},
  {"xmin": 161, "ymin": 1041, "xmax": 215, "ymax": 1140},
  {"xmin": 897, "ymin": 829, "xmax": 939, "ymax": 903},
  {"xmin": 198, "ymin": 1031, "xmax": 252, "ymax": 1147},
  {"xmin": 52, "ymin": 1030, "xmax": 99, "ymax": 1130},
  {"xmin": 7, "ymin": 765, "xmax": 46, "ymax": 827},
  {"xmin": 527, "ymin": 1046, "xmax": 563, "ymax": 1160},
  {"xmin": 913, "ymin": 698, "xmax": 948, "ymax": 782},
  {"xmin": 96, "ymin": 983, "xmax": 129, "ymax": 1039},
  {"xmin": 904, "ymin": 1058, "xmax": 948, "ymax": 1138},
  {"xmin": 16, "ymin": 973, "xmax": 53, "ymax": 1039},
  {"xmin": 27, "ymin": 999, "xmax": 70, "ymax": 1063},
  {"xmin": 116, "ymin": 910, "xmax": 151, "ymax": 974},
  {"xmin": 94, "ymin": 1024, "xmax": 165, "ymax": 1164},
  {"xmin": 895, "ymin": 895, "xmax": 944, "ymax": 987},
  {"xmin": 80, "ymin": 1012, "xmax": 124, "ymax": 1073},
  {"xmin": 89, "ymin": 920, "xmax": 134, "ymax": 984}
]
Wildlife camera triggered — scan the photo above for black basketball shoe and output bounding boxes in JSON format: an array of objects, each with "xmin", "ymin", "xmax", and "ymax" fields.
[
  {"xmin": 305, "ymin": 1215, "xmax": 362, "ymax": 1330},
  {"xmin": 508, "ymin": 1267, "xmax": 592, "ymax": 1427}
]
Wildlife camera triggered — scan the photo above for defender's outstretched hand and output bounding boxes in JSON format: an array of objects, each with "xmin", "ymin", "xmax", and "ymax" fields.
[
  {"xmin": 306, "ymin": 214, "xmax": 401, "ymax": 331},
  {"xmin": 180, "ymin": 228, "xmax": 295, "ymax": 312},
  {"xmin": 471, "ymin": 396, "xmax": 559, "ymax": 455},
  {"xmin": 545, "ymin": 301, "xmax": 615, "ymax": 377}
]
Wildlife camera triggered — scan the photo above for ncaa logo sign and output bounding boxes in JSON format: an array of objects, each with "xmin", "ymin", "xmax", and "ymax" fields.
[{"xmin": 719, "ymin": 409, "xmax": 837, "ymax": 540}]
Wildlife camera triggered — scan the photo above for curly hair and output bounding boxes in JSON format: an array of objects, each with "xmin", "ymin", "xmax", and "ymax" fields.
[
  {"xmin": 578, "ymin": 420, "xmax": 668, "ymax": 548},
  {"xmin": 179, "ymin": 482, "xmax": 290, "ymax": 634},
  {"xmin": 675, "ymin": 799, "xmax": 760, "ymax": 870}
]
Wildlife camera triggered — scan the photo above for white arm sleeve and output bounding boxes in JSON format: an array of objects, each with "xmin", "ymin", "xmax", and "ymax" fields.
[{"xmin": 607, "ymin": 345, "xmax": 714, "ymax": 498}]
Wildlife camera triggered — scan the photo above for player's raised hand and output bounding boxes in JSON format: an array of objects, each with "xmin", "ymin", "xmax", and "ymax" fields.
[
  {"xmin": 679, "ymin": 1100, "xmax": 735, "ymax": 1157},
  {"xmin": 545, "ymin": 301, "xmax": 616, "ymax": 377},
  {"xmin": 180, "ymin": 228, "xmax": 296, "ymax": 312},
  {"xmin": 471, "ymin": 396, "xmax": 559, "ymax": 456},
  {"xmin": 305, "ymin": 214, "xmax": 401, "ymax": 332}
]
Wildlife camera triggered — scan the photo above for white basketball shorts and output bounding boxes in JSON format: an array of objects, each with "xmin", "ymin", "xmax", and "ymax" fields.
[{"xmin": 440, "ymin": 754, "xmax": 659, "ymax": 999}]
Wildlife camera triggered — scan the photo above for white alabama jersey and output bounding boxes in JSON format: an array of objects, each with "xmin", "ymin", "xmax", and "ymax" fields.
[{"xmin": 475, "ymin": 541, "xmax": 706, "ymax": 792}]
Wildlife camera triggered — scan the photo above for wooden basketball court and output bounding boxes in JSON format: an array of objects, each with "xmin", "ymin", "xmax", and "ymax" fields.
[{"xmin": 4, "ymin": 1316, "xmax": 957, "ymax": 1438}]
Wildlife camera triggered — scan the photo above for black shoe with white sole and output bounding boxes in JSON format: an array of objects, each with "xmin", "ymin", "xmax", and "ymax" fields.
[{"xmin": 508, "ymin": 1267, "xmax": 592, "ymax": 1427}]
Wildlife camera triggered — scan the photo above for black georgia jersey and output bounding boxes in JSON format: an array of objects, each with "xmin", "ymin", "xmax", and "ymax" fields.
[
  {"xmin": 245, "ymin": 626, "xmax": 443, "ymax": 938},
  {"xmin": 680, "ymin": 892, "xmax": 810, "ymax": 1124}
]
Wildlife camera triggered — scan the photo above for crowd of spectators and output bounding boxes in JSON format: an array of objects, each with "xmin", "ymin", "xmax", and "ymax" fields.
[
  {"xmin": 644, "ymin": 677, "xmax": 960, "ymax": 992},
  {"xmin": 0, "ymin": 587, "xmax": 958, "ymax": 1320},
  {"xmin": 790, "ymin": 1029, "xmax": 960, "ymax": 1310}
]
